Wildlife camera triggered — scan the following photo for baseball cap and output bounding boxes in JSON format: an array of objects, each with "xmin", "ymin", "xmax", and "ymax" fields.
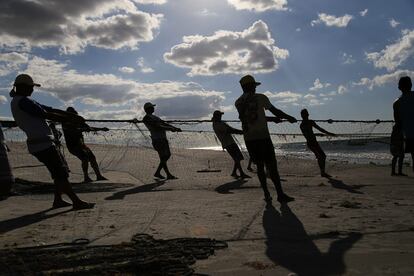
[
  {"xmin": 14, "ymin": 74, "xmax": 41, "ymax": 87},
  {"xmin": 213, "ymin": 110, "xmax": 224, "ymax": 117},
  {"xmin": 239, "ymin": 75, "xmax": 261, "ymax": 87},
  {"xmin": 144, "ymin": 102, "xmax": 156, "ymax": 110}
]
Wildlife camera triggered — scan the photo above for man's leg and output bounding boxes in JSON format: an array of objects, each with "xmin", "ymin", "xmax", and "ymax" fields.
[
  {"xmin": 81, "ymin": 158, "xmax": 93, "ymax": 182},
  {"xmin": 154, "ymin": 159, "xmax": 165, "ymax": 179},
  {"xmin": 236, "ymin": 161, "xmax": 250, "ymax": 178},
  {"xmin": 231, "ymin": 162, "xmax": 238, "ymax": 177},
  {"xmin": 411, "ymin": 152, "xmax": 414, "ymax": 172},
  {"xmin": 88, "ymin": 150, "xmax": 107, "ymax": 180},
  {"xmin": 256, "ymin": 161, "xmax": 271, "ymax": 201},
  {"xmin": 163, "ymin": 155, "xmax": 177, "ymax": 179},
  {"xmin": 391, "ymin": 156, "xmax": 398, "ymax": 176},
  {"xmin": 55, "ymin": 177, "xmax": 94, "ymax": 209}
]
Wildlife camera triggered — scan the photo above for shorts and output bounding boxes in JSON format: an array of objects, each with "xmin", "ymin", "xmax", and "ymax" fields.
[
  {"xmin": 152, "ymin": 138, "xmax": 171, "ymax": 160},
  {"xmin": 224, "ymin": 143, "xmax": 244, "ymax": 162},
  {"xmin": 245, "ymin": 138, "xmax": 276, "ymax": 164},
  {"xmin": 68, "ymin": 144, "xmax": 95, "ymax": 161},
  {"xmin": 405, "ymin": 139, "xmax": 414, "ymax": 153},
  {"xmin": 307, "ymin": 141, "xmax": 326, "ymax": 160},
  {"xmin": 32, "ymin": 146, "xmax": 69, "ymax": 180}
]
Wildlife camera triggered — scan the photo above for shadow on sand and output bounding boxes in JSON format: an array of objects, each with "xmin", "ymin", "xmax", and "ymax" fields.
[
  {"xmin": 215, "ymin": 179, "xmax": 260, "ymax": 194},
  {"xmin": 105, "ymin": 180, "xmax": 168, "ymax": 200},
  {"xmin": 11, "ymin": 178, "xmax": 133, "ymax": 195},
  {"xmin": 263, "ymin": 203, "xmax": 362, "ymax": 276},
  {"xmin": 0, "ymin": 208, "xmax": 72, "ymax": 235},
  {"xmin": 327, "ymin": 177, "xmax": 367, "ymax": 194}
]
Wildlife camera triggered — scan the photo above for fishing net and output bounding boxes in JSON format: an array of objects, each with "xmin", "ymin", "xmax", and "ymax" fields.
[
  {"xmin": 2, "ymin": 119, "xmax": 394, "ymax": 183},
  {"xmin": 0, "ymin": 233, "xmax": 227, "ymax": 275}
]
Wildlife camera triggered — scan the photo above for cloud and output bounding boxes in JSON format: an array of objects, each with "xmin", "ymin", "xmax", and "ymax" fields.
[
  {"xmin": 164, "ymin": 20, "xmax": 289, "ymax": 76},
  {"xmin": 137, "ymin": 57, "xmax": 154, "ymax": 73},
  {"xmin": 118, "ymin": 66, "xmax": 135, "ymax": 74},
  {"xmin": 197, "ymin": 9, "xmax": 218, "ymax": 17},
  {"xmin": 264, "ymin": 90, "xmax": 330, "ymax": 106},
  {"xmin": 0, "ymin": 52, "xmax": 29, "ymax": 76},
  {"xmin": 353, "ymin": 70, "xmax": 414, "ymax": 90},
  {"xmin": 359, "ymin": 9, "xmax": 368, "ymax": 17},
  {"xmin": 0, "ymin": 95, "xmax": 7, "ymax": 104},
  {"xmin": 19, "ymin": 56, "xmax": 226, "ymax": 119},
  {"xmin": 0, "ymin": 0, "xmax": 162, "ymax": 54},
  {"xmin": 309, "ymin": 78, "xmax": 331, "ymax": 91},
  {"xmin": 341, "ymin": 53, "xmax": 356, "ymax": 65},
  {"xmin": 337, "ymin": 85, "xmax": 347, "ymax": 95},
  {"xmin": 227, "ymin": 0, "xmax": 288, "ymax": 12},
  {"xmin": 133, "ymin": 0, "xmax": 167, "ymax": 4},
  {"xmin": 389, "ymin": 19, "xmax": 400, "ymax": 28},
  {"xmin": 311, "ymin": 13, "xmax": 353, "ymax": 28},
  {"xmin": 366, "ymin": 29, "xmax": 414, "ymax": 71}
]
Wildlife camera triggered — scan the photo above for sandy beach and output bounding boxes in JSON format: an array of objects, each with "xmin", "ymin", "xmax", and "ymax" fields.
[{"xmin": 1, "ymin": 143, "xmax": 414, "ymax": 275}]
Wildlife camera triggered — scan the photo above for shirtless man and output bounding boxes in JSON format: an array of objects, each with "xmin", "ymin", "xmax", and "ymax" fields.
[{"xmin": 300, "ymin": 109, "xmax": 335, "ymax": 177}]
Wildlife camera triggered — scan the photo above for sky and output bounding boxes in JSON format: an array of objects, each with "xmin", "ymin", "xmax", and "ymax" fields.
[{"xmin": 0, "ymin": 0, "xmax": 414, "ymax": 121}]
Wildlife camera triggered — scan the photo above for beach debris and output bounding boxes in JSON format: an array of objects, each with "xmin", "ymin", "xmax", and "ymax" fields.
[
  {"xmin": 319, "ymin": 213, "xmax": 330, "ymax": 218},
  {"xmin": 243, "ymin": 261, "xmax": 278, "ymax": 270},
  {"xmin": 0, "ymin": 233, "xmax": 227, "ymax": 275},
  {"xmin": 339, "ymin": 200, "xmax": 362, "ymax": 209}
]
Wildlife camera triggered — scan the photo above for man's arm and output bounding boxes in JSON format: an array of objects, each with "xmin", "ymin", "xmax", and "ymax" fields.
[
  {"xmin": 19, "ymin": 98, "xmax": 85, "ymax": 125},
  {"xmin": 268, "ymin": 105, "xmax": 297, "ymax": 123},
  {"xmin": 266, "ymin": 116, "xmax": 282, "ymax": 123},
  {"xmin": 393, "ymin": 100, "xmax": 401, "ymax": 127},
  {"xmin": 313, "ymin": 121, "xmax": 335, "ymax": 136},
  {"xmin": 225, "ymin": 124, "xmax": 243, "ymax": 135}
]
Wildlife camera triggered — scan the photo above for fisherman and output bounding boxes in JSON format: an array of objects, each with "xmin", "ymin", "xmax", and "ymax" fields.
[
  {"xmin": 62, "ymin": 107, "xmax": 108, "ymax": 183},
  {"xmin": 235, "ymin": 75, "xmax": 297, "ymax": 204},
  {"xmin": 10, "ymin": 74, "xmax": 94, "ymax": 209},
  {"xmin": 143, "ymin": 102, "xmax": 182, "ymax": 179},
  {"xmin": 212, "ymin": 110, "xmax": 250, "ymax": 178},
  {"xmin": 300, "ymin": 109, "xmax": 336, "ymax": 177}
]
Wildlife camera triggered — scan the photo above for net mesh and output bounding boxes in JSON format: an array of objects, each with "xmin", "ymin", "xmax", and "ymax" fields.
[{"xmin": 2, "ymin": 119, "xmax": 393, "ymax": 183}]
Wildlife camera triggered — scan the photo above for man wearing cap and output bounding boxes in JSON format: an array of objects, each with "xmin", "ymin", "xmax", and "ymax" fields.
[
  {"xmin": 212, "ymin": 110, "xmax": 250, "ymax": 178},
  {"xmin": 143, "ymin": 102, "xmax": 182, "ymax": 179},
  {"xmin": 235, "ymin": 75, "xmax": 297, "ymax": 204},
  {"xmin": 62, "ymin": 107, "xmax": 108, "ymax": 183},
  {"xmin": 10, "ymin": 74, "xmax": 94, "ymax": 210},
  {"xmin": 394, "ymin": 76, "xmax": 414, "ymax": 172}
]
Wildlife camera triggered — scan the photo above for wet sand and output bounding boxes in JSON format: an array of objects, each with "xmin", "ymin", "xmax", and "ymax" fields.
[{"xmin": 1, "ymin": 143, "xmax": 414, "ymax": 275}]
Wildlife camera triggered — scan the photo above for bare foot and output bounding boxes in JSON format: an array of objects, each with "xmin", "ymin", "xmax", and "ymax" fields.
[
  {"xmin": 52, "ymin": 200, "xmax": 72, "ymax": 209},
  {"xmin": 73, "ymin": 201, "xmax": 95, "ymax": 210},
  {"xmin": 96, "ymin": 175, "xmax": 108, "ymax": 181},
  {"xmin": 167, "ymin": 174, "xmax": 178, "ymax": 180},
  {"xmin": 154, "ymin": 173, "xmax": 165, "ymax": 179}
]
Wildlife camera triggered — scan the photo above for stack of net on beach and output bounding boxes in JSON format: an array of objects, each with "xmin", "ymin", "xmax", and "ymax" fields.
[{"xmin": 2, "ymin": 119, "xmax": 393, "ymax": 183}]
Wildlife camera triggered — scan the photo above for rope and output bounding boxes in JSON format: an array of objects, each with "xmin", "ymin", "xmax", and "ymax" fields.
[{"xmin": 1, "ymin": 118, "xmax": 395, "ymax": 126}]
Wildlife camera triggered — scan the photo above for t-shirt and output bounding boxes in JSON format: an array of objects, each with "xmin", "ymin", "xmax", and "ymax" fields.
[
  {"xmin": 300, "ymin": 120, "xmax": 318, "ymax": 144},
  {"xmin": 235, "ymin": 93, "xmax": 272, "ymax": 141},
  {"xmin": 10, "ymin": 95, "xmax": 54, "ymax": 154},
  {"xmin": 395, "ymin": 92, "xmax": 414, "ymax": 139},
  {"xmin": 143, "ymin": 114, "xmax": 167, "ymax": 140},
  {"xmin": 213, "ymin": 121, "xmax": 236, "ymax": 148}
]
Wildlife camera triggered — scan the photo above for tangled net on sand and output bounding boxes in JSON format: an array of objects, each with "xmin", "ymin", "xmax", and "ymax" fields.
[{"xmin": 0, "ymin": 234, "xmax": 228, "ymax": 275}]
